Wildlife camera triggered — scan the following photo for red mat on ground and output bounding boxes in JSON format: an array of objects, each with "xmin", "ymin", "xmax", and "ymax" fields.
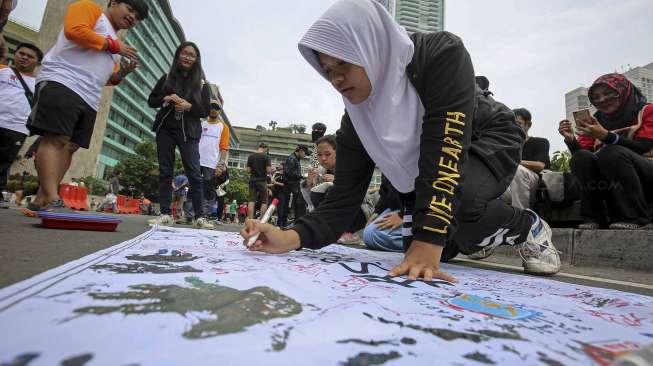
[{"xmin": 38, "ymin": 212, "xmax": 122, "ymax": 232}]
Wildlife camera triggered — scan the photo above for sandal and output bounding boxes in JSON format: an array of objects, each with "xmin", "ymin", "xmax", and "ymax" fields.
[
  {"xmin": 609, "ymin": 222, "xmax": 643, "ymax": 230},
  {"xmin": 578, "ymin": 222, "xmax": 601, "ymax": 230}
]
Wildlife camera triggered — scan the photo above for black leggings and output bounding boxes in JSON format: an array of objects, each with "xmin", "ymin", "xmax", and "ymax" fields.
[
  {"xmin": 403, "ymin": 154, "xmax": 534, "ymax": 254},
  {"xmin": 571, "ymin": 145, "xmax": 653, "ymax": 225}
]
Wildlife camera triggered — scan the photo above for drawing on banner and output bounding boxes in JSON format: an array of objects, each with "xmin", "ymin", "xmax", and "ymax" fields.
[
  {"xmin": 446, "ymin": 294, "xmax": 539, "ymax": 320},
  {"xmin": 67, "ymin": 276, "xmax": 302, "ymax": 339},
  {"xmin": 0, "ymin": 227, "xmax": 651, "ymax": 365}
]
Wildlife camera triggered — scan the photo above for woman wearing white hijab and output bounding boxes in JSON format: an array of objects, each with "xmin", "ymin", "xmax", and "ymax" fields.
[{"xmin": 241, "ymin": 0, "xmax": 560, "ymax": 281}]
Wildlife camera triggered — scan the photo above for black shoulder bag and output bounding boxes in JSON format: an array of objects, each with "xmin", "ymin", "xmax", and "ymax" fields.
[{"xmin": 10, "ymin": 67, "xmax": 34, "ymax": 107}]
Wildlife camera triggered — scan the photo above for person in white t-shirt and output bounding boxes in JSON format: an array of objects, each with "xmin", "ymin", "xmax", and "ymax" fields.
[
  {"xmin": 0, "ymin": 0, "xmax": 18, "ymax": 64},
  {"xmin": 198, "ymin": 99, "xmax": 230, "ymax": 217},
  {"xmin": 25, "ymin": 0, "xmax": 149, "ymax": 212},
  {"xmin": 0, "ymin": 42, "xmax": 42, "ymax": 208}
]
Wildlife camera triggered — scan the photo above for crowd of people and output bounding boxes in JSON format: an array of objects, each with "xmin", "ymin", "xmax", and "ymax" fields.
[{"xmin": 1, "ymin": 0, "xmax": 651, "ymax": 281}]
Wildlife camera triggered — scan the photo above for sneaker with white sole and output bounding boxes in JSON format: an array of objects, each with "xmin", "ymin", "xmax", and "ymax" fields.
[
  {"xmin": 518, "ymin": 209, "xmax": 561, "ymax": 275},
  {"xmin": 193, "ymin": 217, "xmax": 215, "ymax": 229},
  {"xmin": 148, "ymin": 214, "xmax": 174, "ymax": 226},
  {"xmin": 468, "ymin": 246, "xmax": 496, "ymax": 260}
]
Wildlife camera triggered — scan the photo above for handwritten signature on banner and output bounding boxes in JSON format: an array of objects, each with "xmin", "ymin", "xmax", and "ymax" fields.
[{"xmin": 446, "ymin": 294, "xmax": 538, "ymax": 320}]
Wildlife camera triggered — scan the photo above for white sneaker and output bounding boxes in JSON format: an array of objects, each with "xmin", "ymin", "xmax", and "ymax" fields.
[
  {"xmin": 468, "ymin": 246, "xmax": 495, "ymax": 260},
  {"xmin": 148, "ymin": 214, "xmax": 174, "ymax": 226},
  {"xmin": 518, "ymin": 210, "xmax": 561, "ymax": 275},
  {"xmin": 193, "ymin": 217, "xmax": 215, "ymax": 229}
]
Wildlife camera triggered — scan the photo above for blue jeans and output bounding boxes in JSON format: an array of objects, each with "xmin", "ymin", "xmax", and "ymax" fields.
[
  {"xmin": 363, "ymin": 209, "xmax": 403, "ymax": 252},
  {"xmin": 156, "ymin": 128, "xmax": 203, "ymax": 219}
]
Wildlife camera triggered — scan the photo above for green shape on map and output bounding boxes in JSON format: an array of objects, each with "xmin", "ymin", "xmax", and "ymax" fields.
[
  {"xmin": 90, "ymin": 262, "xmax": 202, "ymax": 274},
  {"xmin": 126, "ymin": 253, "xmax": 200, "ymax": 262},
  {"xmin": 72, "ymin": 276, "xmax": 302, "ymax": 339}
]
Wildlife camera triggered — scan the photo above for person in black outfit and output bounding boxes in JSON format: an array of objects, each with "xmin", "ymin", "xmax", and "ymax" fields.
[
  {"xmin": 277, "ymin": 144, "xmax": 309, "ymax": 227},
  {"xmin": 241, "ymin": 0, "xmax": 561, "ymax": 280},
  {"xmin": 148, "ymin": 41, "xmax": 213, "ymax": 229},
  {"xmin": 559, "ymin": 73, "xmax": 653, "ymax": 230},
  {"xmin": 246, "ymin": 142, "xmax": 271, "ymax": 219},
  {"xmin": 502, "ymin": 108, "xmax": 550, "ymax": 209}
]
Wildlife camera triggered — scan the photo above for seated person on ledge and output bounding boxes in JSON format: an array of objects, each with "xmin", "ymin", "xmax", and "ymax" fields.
[{"xmin": 559, "ymin": 73, "xmax": 653, "ymax": 230}]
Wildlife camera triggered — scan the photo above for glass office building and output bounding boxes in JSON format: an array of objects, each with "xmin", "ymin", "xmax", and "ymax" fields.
[
  {"xmin": 97, "ymin": 0, "xmax": 185, "ymax": 178},
  {"xmin": 395, "ymin": 0, "xmax": 445, "ymax": 33}
]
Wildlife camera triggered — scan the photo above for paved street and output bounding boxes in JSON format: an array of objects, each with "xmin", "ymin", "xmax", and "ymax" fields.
[{"xmin": 1, "ymin": 208, "xmax": 651, "ymax": 296}]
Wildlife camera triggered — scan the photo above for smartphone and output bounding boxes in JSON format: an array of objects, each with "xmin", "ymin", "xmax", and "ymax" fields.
[{"xmin": 573, "ymin": 109, "xmax": 593, "ymax": 126}]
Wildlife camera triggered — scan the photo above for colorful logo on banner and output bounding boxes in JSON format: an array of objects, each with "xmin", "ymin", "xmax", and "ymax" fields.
[
  {"xmin": 581, "ymin": 340, "xmax": 641, "ymax": 366},
  {"xmin": 447, "ymin": 294, "xmax": 537, "ymax": 320}
]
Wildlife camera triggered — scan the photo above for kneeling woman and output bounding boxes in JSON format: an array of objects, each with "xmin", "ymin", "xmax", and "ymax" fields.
[
  {"xmin": 559, "ymin": 74, "xmax": 653, "ymax": 229},
  {"xmin": 241, "ymin": 0, "xmax": 560, "ymax": 281}
]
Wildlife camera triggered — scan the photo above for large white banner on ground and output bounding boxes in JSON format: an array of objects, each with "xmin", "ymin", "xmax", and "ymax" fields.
[{"xmin": 0, "ymin": 227, "xmax": 651, "ymax": 365}]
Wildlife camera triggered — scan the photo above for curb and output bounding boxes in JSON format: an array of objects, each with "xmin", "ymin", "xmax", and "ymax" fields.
[{"xmin": 490, "ymin": 228, "xmax": 652, "ymax": 271}]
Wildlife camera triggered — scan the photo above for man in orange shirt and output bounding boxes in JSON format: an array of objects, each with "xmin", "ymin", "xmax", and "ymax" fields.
[{"xmin": 25, "ymin": 0, "xmax": 149, "ymax": 212}]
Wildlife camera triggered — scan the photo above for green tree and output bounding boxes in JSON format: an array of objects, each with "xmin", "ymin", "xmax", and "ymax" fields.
[
  {"xmin": 550, "ymin": 150, "xmax": 571, "ymax": 173},
  {"xmin": 225, "ymin": 168, "xmax": 249, "ymax": 203},
  {"xmin": 75, "ymin": 176, "xmax": 108, "ymax": 195},
  {"xmin": 112, "ymin": 140, "xmax": 183, "ymax": 202}
]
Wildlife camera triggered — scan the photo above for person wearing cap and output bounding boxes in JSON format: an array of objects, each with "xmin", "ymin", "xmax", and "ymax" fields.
[
  {"xmin": 199, "ymin": 99, "xmax": 230, "ymax": 218},
  {"xmin": 277, "ymin": 144, "xmax": 309, "ymax": 227},
  {"xmin": 246, "ymin": 142, "xmax": 271, "ymax": 219}
]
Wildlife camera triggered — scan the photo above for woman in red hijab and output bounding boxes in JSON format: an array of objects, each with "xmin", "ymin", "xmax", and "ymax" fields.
[{"xmin": 558, "ymin": 73, "xmax": 653, "ymax": 229}]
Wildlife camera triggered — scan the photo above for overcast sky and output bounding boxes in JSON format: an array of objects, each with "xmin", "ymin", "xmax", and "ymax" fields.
[{"xmin": 11, "ymin": 0, "xmax": 653, "ymax": 154}]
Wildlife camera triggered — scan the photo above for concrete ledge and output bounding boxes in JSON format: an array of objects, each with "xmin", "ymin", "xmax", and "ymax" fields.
[
  {"xmin": 573, "ymin": 229, "xmax": 653, "ymax": 271},
  {"xmin": 482, "ymin": 229, "xmax": 652, "ymax": 271}
]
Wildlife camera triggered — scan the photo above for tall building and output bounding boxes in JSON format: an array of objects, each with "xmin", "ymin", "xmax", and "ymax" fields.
[
  {"xmin": 395, "ymin": 0, "xmax": 445, "ymax": 33},
  {"xmin": 624, "ymin": 62, "xmax": 653, "ymax": 103},
  {"xmin": 374, "ymin": 0, "xmax": 396, "ymax": 16},
  {"xmin": 97, "ymin": 0, "xmax": 186, "ymax": 178}
]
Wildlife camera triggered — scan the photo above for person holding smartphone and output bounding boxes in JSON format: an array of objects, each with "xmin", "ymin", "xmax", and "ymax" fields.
[
  {"xmin": 148, "ymin": 42, "xmax": 213, "ymax": 229},
  {"xmin": 559, "ymin": 73, "xmax": 653, "ymax": 230}
]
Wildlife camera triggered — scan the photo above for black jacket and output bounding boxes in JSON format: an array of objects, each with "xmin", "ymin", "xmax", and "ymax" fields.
[
  {"xmin": 148, "ymin": 74, "xmax": 210, "ymax": 140},
  {"xmin": 292, "ymin": 31, "xmax": 522, "ymax": 249},
  {"xmin": 283, "ymin": 152, "xmax": 303, "ymax": 184}
]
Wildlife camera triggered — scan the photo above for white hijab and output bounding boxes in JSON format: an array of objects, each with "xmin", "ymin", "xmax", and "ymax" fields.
[{"xmin": 298, "ymin": 0, "xmax": 424, "ymax": 193}]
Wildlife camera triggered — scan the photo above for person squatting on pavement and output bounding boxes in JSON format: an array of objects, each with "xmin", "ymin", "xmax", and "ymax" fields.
[
  {"xmin": 148, "ymin": 41, "xmax": 213, "ymax": 229},
  {"xmin": 241, "ymin": 0, "xmax": 561, "ymax": 282},
  {"xmin": 25, "ymin": 0, "xmax": 148, "ymax": 212}
]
